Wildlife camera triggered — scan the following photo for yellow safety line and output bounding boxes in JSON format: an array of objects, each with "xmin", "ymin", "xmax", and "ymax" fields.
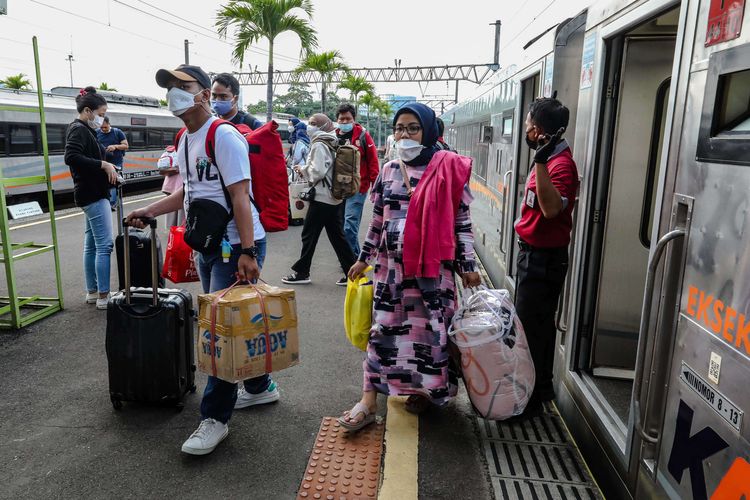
[
  {"xmin": 9, "ymin": 194, "xmax": 163, "ymax": 231},
  {"xmin": 379, "ymin": 396, "xmax": 419, "ymax": 500}
]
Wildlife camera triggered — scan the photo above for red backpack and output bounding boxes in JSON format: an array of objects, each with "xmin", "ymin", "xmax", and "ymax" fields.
[{"xmin": 175, "ymin": 119, "xmax": 289, "ymax": 232}]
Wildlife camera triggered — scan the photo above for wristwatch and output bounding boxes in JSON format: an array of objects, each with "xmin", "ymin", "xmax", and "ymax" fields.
[{"xmin": 241, "ymin": 246, "xmax": 258, "ymax": 259}]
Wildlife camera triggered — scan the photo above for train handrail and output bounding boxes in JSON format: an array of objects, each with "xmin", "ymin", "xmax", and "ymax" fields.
[
  {"xmin": 632, "ymin": 228, "xmax": 685, "ymax": 444},
  {"xmin": 500, "ymin": 168, "xmax": 514, "ymax": 255}
]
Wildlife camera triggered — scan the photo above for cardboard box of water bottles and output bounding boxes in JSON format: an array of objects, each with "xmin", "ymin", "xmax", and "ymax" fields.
[{"xmin": 197, "ymin": 283, "xmax": 299, "ymax": 382}]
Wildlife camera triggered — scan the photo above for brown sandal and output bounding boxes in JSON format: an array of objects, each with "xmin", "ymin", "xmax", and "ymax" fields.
[{"xmin": 404, "ymin": 395, "xmax": 431, "ymax": 414}]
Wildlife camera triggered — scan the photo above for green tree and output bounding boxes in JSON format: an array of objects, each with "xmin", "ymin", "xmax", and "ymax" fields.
[
  {"xmin": 372, "ymin": 98, "xmax": 393, "ymax": 147},
  {"xmin": 275, "ymin": 81, "xmax": 314, "ymax": 116},
  {"xmin": 359, "ymin": 91, "xmax": 375, "ymax": 122},
  {"xmin": 216, "ymin": 0, "xmax": 318, "ymax": 122},
  {"xmin": 295, "ymin": 50, "xmax": 348, "ymax": 114},
  {"xmin": 99, "ymin": 82, "xmax": 117, "ymax": 92},
  {"xmin": 0, "ymin": 73, "xmax": 32, "ymax": 90},
  {"xmin": 159, "ymin": 98, "xmax": 168, "ymax": 107},
  {"xmin": 338, "ymin": 74, "xmax": 373, "ymax": 110}
]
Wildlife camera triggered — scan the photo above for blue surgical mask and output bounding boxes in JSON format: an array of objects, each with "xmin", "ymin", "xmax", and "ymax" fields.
[
  {"xmin": 210, "ymin": 99, "xmax": 234, "ymax": 117},
  {"xmin": 338, "ymin": 122, "xmax": 353, "ymax": 133}
]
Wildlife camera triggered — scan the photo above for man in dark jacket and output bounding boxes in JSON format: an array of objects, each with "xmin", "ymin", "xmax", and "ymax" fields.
[
  {"xmin": 211, "ymin": 73, "xmax": 263, "ymax": 130},
  {"xmin": 97, "ymin": 116, "xmax": 128, "ymax": 210},
  {"xmin": 336, "ymin": 103, "xmax": 379, "ymax": 257}
]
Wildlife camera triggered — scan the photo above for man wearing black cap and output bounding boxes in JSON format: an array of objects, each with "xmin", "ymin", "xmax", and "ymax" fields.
[{"xmin": 126, "ymin": 64, "xmax": 277, "ymax": 456}]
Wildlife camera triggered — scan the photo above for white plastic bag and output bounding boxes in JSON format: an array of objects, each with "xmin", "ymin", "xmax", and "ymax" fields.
[{"xmin": 449, "ymin": 287, "xmax": 535, "ymax": 419}]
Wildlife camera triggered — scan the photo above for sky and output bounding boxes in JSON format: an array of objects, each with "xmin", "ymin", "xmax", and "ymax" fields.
[{"xmin": 0, "ymin": 0, "xmax": 591, "ymax": 106}]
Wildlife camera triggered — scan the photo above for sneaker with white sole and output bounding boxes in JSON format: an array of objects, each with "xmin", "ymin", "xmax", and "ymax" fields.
[
  {"xmin": 85, "ymin": 292, "xmax": 98, "ymax": 304},
  {"xmin": 335, "ymin": 276, "xmax": 348, "ymax": 287},
  {"xmin": 281, "ymin": 272, "xmax": 311, "ymax": 285},
  {"xmin": 234, "ymin": 381, "xmax": 280, "ymax": 409},
  {"xmin": 96, "ymin": 294, "xmax": 111, "ymax": 310},
  {"xmin": 181, "ymin": 418, "xmax": 228, "ymax": 455}
]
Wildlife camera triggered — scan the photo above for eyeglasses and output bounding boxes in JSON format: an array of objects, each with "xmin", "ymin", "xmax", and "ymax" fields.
[{"xmin": 393, "ymin": 124, "xmax": 422, "ymax": 136}]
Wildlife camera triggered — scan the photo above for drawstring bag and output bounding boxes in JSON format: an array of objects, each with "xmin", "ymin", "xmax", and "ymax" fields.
[
  {"xmin": 449, "ymin": 287, "xmax": 535, "ymax": 420},
  {"xmin": 344, "ymin": 267, "xmax": 373, "ymax": 351},
  {"xmin": 162, "ymin": 225, "xmax": 200, "ymax": 283}
]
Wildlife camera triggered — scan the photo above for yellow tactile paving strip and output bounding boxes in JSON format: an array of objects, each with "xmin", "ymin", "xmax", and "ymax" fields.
[{"xmin": 297, "ymin": 417, "xmax": 385, "ymax": 499}]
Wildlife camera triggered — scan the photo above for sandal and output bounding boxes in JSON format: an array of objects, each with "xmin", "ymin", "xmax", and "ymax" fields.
[
  {"xmin": 338, "ymin": 402, "xmax": 376, "ymax": 432},
  {"xmin": 405, "ymin": 395, "xmax": 431, "ymax": 414}
]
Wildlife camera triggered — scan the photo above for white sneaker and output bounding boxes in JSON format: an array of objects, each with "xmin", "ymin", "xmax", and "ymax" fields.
[
  {"xmin": 85, "ymin": 292, "xmax": 98, "ymax": 304},
  {"xmin": 234, "ymin": 381, "xmax": 280, "ymax": 409},
  {"xmin": 96, "ymin": 294, "xmax": 110, "ymax": 310},
  {"xmin": 181, "ymin": 418, "xmax": 229, "ymax": 456}
]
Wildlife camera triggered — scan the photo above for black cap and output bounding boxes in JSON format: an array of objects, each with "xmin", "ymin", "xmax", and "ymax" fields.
[{"xmin": 155, "ymin": 64, "xmax": 211, "ymax": 90}]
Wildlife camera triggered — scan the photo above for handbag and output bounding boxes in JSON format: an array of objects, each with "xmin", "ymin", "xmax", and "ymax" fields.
[
  {"xmin": 299, "ymin": 185, "xmax": 316, "ymax": 202},
  {"xmin": 162, "ymin": 225, "xmax": 200, "ymax": 283},
  {"xmin": 182, "ymin": 134, "xmax": 233, "ymax": 253},
  {"xmin": 344, "ymin": 267, "xmax": 374, "ymax": 351}
]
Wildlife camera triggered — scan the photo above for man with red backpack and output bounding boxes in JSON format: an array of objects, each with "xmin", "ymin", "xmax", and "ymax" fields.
[
  {"xmin": 126, "ymin": 64, "xmax": 278, "ymax": 456},
  {"xmin": 336, "ymin": 103, "xmax": 379, "ymax": 257}
]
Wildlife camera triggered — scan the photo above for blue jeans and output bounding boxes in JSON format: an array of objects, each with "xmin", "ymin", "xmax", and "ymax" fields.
[
  {"xmin": 82, "ymin": 198, "xmax": 114, "ymax": 293},
  {"xmin": 197, "ymin": 237, "xmax": 271, "ymax": 424},
  {"xmin": 343, "ymin": 191, "xmax": 367, "ymax": 256}
]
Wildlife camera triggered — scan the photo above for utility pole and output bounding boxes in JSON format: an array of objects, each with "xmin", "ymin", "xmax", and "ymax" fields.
[
  {"xmin": 491, "ymin": 20, "xmax": 502, "ymax": 70},
  {"xmin": 66, "ymin": 54, "xmax": 75, "ymax": 87},
  {"xmin": 184, "ymin": 39, "xmax": 191, "ymax": 65}
]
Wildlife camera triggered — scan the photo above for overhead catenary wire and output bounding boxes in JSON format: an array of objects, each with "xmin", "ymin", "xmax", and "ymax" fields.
[{"xmin": 499, "ymin": 0, "xmax": 559, "ymax": 52}]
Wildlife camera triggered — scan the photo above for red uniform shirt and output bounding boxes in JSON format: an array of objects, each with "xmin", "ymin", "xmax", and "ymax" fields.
[{"xmin": 514, "ymin": 147, "xmax": 579, "ymax": 248}]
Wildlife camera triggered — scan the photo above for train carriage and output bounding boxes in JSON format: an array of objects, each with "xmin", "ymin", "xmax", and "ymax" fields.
[
  {"xmin": 443, "ymin": 0, "xmax": 750, "ymax": 497},
  {"xmin": 0, "ymin": 86, "xmax": 183, "ymax": 199}
]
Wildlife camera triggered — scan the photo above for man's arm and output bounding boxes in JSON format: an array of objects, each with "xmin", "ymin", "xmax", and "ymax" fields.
[
  {"xmin": 227, "ymin": 181, "xmax": 259, "ymax": 281},
  {"xmin": 534, "ymin": 163, "xmax": 563, "ymax": 219},
  {"xmin": 125, "ymin": 188, "xmax": 184, "ymax": 224}
]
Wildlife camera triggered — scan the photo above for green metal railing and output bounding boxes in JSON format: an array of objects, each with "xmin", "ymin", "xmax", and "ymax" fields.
[{"xmin": 0, "ymin": 37, "xmax": 64, "ymax": 328}]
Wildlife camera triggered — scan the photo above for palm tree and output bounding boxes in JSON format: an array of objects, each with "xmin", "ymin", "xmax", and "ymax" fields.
[
  {"xmin": 99, "ymin": 82, "xmax": 118, "ymax": 92},
  {"xmin": 373, "ymin": 98, "xmax": 393, "ymax": 147},
  {"xmin": 216, "ymin": 0, "xmax": 318, "ymax": 122},
  {"xmin": 338, "ymin": 74, "xmax": 373, "ymax": 111},
  {"xmin": 0, "ymin": 73, "xmax": 32, "ymax": 90},
  {"xmin": 295, "ymin": 50, "xmax": 348, "ymax": 114},
  {"xmin": 359, "ymin": 91, "xmax": 375, "ymax": 123}
]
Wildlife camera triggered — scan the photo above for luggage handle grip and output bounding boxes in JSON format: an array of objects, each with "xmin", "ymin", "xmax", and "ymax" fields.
[{"xmin": 123, "ymin": 217, "xmax": 159, "ymax": 306}]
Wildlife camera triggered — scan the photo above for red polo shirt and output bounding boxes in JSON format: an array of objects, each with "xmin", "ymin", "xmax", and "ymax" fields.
[{"xmin": 514, "ymin": 147, "xmax": 579, "ymax": 248}]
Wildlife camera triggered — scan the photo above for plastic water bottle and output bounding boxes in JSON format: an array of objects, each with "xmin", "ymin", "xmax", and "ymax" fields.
[{"xmin": 221, "ymin": 238, "xmax": 231, "ymax": 264}]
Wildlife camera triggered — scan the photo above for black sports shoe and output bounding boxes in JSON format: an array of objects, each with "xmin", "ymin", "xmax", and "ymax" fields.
[
  {"xmin": 281, "ymin": 272, "xmax": 311, "ymax": 285},
  {"xmin": 335, "ymin": 276, "xmax": 348, "ymax": 287}
]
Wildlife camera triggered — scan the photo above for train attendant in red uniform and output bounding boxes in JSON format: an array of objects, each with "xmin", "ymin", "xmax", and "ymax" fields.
[{"xmin": 514, "ymin": 97, "xmax": 579, "ymax": 414}]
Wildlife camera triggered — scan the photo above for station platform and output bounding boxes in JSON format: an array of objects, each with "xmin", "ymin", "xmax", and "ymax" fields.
[{"xmin": 0, "ymin": 191, "xmax": 601, "ymax": 499}]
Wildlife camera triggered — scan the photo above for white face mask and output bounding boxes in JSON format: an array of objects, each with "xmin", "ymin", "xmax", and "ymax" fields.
[
  {"xmin": 307, "ymin": 125, "xmax": 320, "ymax": 136},
  {"xmin": 92, "ymin": 115, "xmax": 105, "ymax": 129},
  {"xmin": 396, "ymin": 138, "xmax": 425, "ymax": 162},
  {"xmin": 287, "ymin": 125, "xmax": 294, "ymax": 133},
  {"xmin": 167, "ymin": 87, "xmax": 201, "ymax": 116}
]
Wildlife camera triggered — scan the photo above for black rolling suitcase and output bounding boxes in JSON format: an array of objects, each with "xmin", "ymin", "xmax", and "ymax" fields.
[
  {"xmin": 106, "ymin": 218, "xmax": 196, "ymax": 411},
  {"xmin": 114, "ymin": 182, "xmax": 165, "ymax": 290}
]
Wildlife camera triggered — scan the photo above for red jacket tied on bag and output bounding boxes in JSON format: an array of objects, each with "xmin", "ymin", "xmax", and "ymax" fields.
[{"xmin": 337, "ymin": 123, "xmax": 379, "ymax": 194}]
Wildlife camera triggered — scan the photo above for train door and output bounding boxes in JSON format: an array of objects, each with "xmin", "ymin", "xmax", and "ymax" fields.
[{"xmin": 505, "ymin": 73, "xmax": 540, "ymax": 292}]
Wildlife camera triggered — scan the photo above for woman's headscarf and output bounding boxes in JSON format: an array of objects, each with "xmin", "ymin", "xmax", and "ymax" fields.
[
  {"xmin": 393, "ymin": 102, "xmax": 440, "ymax": 166},
  {"xmin": 309, "ymin": 113, "xmax": 334, "ymax": 133},
  {"xmin": 295, "ymin": 121, "xmax": 310, "ymax": 144},
  {"xmin": 288, "ymin": 117, "xmax": 301, "ymax": 143}
]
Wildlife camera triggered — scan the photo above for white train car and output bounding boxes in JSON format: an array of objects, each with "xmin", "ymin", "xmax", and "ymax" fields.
[
  {"xmin": 0, "ymin": 86, "xmax": 182, "ymax": 199},
  {"xmin": 442, "ymin": 0, "xmax": 749, "ymax": 497}
]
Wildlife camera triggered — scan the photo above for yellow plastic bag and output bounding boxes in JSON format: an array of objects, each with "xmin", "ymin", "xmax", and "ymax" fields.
[{"xmin": 344, "ymin": 267, "xmax": 373, "ymax": 351}]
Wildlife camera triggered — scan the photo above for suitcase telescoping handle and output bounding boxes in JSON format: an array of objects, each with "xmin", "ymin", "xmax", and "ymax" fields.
[{"xmin": 122, "ymin": 217, "xmax": 158, "ymax": 307}]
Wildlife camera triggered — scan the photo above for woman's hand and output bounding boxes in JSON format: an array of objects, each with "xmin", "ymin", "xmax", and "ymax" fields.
[
  {"xmin": 462, "ymin": 272, "xmax": 482, "ymax": 288},
  {"xmin": 101, "ymin": 161, "xmax": 118, "ymax": 185},
  {"xmin": 348, "ymin": 261, "xmax": 369, "ymax": 282}
]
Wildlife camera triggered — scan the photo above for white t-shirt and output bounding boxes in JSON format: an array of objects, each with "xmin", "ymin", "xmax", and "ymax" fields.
[{"xmin": 177, "ymin": 117, "xmax": 265, "ymax": 245}]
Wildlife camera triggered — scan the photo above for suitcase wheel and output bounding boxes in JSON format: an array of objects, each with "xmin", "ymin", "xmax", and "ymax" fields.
[{"xmin": 111, "ymin": 396, "xmax": 123, "ymax": 411}]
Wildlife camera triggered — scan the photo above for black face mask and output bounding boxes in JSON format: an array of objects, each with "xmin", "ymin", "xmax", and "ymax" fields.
[{"xmin": 525, "ymin": 132, "xmax": 538, "ymax": 150}]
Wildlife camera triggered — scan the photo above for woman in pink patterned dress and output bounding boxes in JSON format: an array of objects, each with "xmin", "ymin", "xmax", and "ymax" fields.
[{"xmin": 339, "ymin": 103, "xmax": 481, "ymax": 431}]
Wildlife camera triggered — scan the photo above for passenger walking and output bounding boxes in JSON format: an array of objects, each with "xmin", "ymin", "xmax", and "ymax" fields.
[
  {"xmin": 282, "ymin": 113, "xmax": 356, "ymax": 286},
  {"xmin": 64, "ymin": 87, "xmax": 119, "ymax": 310},
  {"xmin": 157, "ymin": 145, "xmax": 184, "ymax": 228},
  {"xmin": 336, "ymin": 103, "xmax": 380, "ymax": 256},
  {"xmin": 436, "ymin": 118, "xmax": 455, "ymax": 152},
  {"xmin": 384, "ymin": 132, "xmax": 398, "ymax": 162},
  {"xmin": 126, "ymin": 64, "xmax": 277, "ymax": 456},
  {"xmin": 340, "ymin": 103, "xmax": 481, "ymax": 430},
  {"xmin": 290, "ymin": 121, "xmax": 310, "ymax": 168},
  {"xmin": 514, "ymin": 97, "xmax": 579, "ymax": 412},
  {"xmin": 96, "ymin": 116, "xmax": 128, "ymax": 210},
  {"xmin": 210, "ymin": 72, "xmax": 263, "ymax": 130}
]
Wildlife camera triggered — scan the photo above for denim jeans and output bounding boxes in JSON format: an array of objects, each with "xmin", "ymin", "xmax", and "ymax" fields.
[
  {"xmin": 82, "ymin": 198, "xmax": 114, "ymax": 294},
  {"xmin": 197, "ymin": 237, "xmax": 271, "ymax": 424},
  {"xmin": 343, "ymin": 191, "xmax": 367, "ymax": 256}
]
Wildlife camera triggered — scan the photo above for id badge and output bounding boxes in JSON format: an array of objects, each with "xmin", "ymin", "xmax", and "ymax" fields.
[{"xmin": 526, "ymin": 189, "xmax": 536, "ymax": 208}]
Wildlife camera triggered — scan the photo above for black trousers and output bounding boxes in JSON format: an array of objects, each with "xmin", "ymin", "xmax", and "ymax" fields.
[
  {"xmin": 291, "ymin": 200, "xmax": 356, "ymax": 277},
  {"xmin": 515, "ymin": 243, "xmax": 569, "ymax": 402}
]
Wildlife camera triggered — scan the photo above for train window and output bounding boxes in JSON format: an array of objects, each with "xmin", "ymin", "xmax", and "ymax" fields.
[
  {"xmin": 696, "ymin": 44, "xmax": 750, "ymax": 166},
  {"xmin": 147, "ymin": 129, "xmax": 164, "ymax": 148},
  {"xmin": 127, "ymin": 129, "xmax": 146, "ymax": 149},
  {"xmin": 45, "ymin": 125, "xmax": 67, "ymax": 154},
  {"xmin": 502, "ymin": 116, "xmax": 513, "ymax": 136},
  {"xmin": 164, "ymin": 129, "xmax": 178, "ymax": 145},
  {"xmin": 0, "ymin": 126, "xmax": 6, "ymax": 156},
  {"xmin": 9, "ymin": 124, "xmax": 38, "ymax": 155}
]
